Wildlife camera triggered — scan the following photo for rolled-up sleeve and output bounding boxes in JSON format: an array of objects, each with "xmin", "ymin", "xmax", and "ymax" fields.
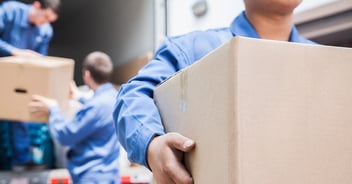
[{"xmin": 113, "ymin": 37, "xmax": 188, "ymax": 168}]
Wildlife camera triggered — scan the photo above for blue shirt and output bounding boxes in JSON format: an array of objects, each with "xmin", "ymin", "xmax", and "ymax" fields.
[
  {"xmin": 113, "ymin": 11, "xmax": 315, "ymax": 168},
  {"xmin": 0, "ymin": 1, "xmax": 53, "ymax": 56},
  {"xmin": 49, "ymin": 83, "xmax": 120, "ymax": 183}
]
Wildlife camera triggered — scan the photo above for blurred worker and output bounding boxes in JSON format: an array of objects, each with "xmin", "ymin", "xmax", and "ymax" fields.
[
  {"xmin": 113, "ymin": 0, "xmax": 316, "ymax": 183},
  {"xmin": 29, "ymin": 51, "xmax": 121, "ymax": 184},
  {"xmin": 0, "ymin": 0, "xmax": 60, "ymax": 170},
  {"xmin": 0, "ymin": 0, "xmax": 59, "ymax": 57}
]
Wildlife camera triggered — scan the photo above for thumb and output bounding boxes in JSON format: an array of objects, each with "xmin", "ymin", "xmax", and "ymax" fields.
[
  {"xmin": 32, "ymin": 94, "xmax": 45, "ymax": 101},
  {"xmin": 31, "ymin": 94, "xmax": 58, "ymax": 107},
  {"xmin": 167, "ymin": 132, "xmax": 195, "ymax": 152}
]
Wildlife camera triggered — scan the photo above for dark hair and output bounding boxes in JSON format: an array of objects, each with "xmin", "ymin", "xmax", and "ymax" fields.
[
  {"xmin": 38, "ymin": 0, "xmax": 61, "ymax": 14},
  {"xmin": 82, "ymin": 51, "xmax": 113, "ymax": 84}
]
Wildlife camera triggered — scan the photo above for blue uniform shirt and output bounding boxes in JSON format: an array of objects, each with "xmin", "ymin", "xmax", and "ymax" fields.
[
  {"xmin": 113, "ymin": 11, "xmax": 315, "ymax": 168},
  {"xmin": 49, "ymin": 83, "xmax": 120, "ymax": 183},
  {"xmin": 0, "ymin": 1, "xmax": 54, "ymax": 167},
  {"xmin": 0, "ymin": 1, "xmax": 53, "ymax": 56}
]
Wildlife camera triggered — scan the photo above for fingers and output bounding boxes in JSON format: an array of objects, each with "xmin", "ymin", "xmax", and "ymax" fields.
[
  {"xmin": 167, "ymin": 132, "xmax": 195, "ymax": 152},
  {"xmin": 27, "ymin": 50, "xmax": 42, "ymax": 57},
  {"xmin": 69, "ymin": 81, "xmax": 81, "ymax": 100},
  {"xmin": 69, "ymin": 81, "xmax": 76, "ymax": 92},
  {"xmin": 28, "ymin": 101, "xmax": 43, "ymax": 112},
  {"xmin": 70, "ymin": 80, "xmax": 77, "ymax": 87},
  {"xmin": 164, "ymin": 157, "xmax": 194, "ymax": 184},
  {"xmin": 12, "ymin": 48, "xmax": 42, "ymax": 58},
  {"xmin": 28, "ymin": 100, "xmax": 49, "ymax": 117},
  {"xmin": 165, "ymin": 133, "xmax": 194, "ymax": 184},
  {"xmin": 31, "ymin": 95, "xmax": 58, "ymax": 107},
  {"xmin": 29, "ymin": 95, "xmax": 47, "ymax": 110},
  {"xmin": 148, "ymin": 133, "xmax": 195, "ymax": 184},
  {"xmin": 31, "ymin": 94, "xmax": 47, "ymax": 102}
]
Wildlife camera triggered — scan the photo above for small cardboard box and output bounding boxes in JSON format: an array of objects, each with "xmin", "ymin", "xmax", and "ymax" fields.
[
  {"xmin": 154, "ymin": 37, "xmax": 352, "ymax": 184},
  {"xmin": 0, "ymin": 56, "xmax": 74, "ymax": 123}
]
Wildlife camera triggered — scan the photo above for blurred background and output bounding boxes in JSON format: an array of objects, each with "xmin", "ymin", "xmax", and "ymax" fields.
[{"xmin": 14, "ymin": 0, "xmax": 352, "ymax": 85}]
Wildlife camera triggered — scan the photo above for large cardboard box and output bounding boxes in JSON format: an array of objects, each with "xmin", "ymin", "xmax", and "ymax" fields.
[
  {"xmin": 0, "ymin": 56, "xmax": 74, "ymax": 123},
  {"xmin": 154, "ymin": 37, "xmax": 352, "ymax": 184}
]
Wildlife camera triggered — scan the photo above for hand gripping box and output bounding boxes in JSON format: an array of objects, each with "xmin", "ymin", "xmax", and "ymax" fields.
[
  {"xmin": 0, "ymin": 56, "xmax": 74, "ymax": 123},
  {"xmin": 154, "ymin": 37, "xmax": 352, "ymax": 184}
]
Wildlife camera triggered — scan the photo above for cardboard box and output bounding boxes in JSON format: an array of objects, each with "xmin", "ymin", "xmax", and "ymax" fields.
[
  {"xmin": 112, "ymin": 52, "xmax": 153, "ymax": 85},
  {"xmin": 0, "ymin": 56, "xmax": 74, "ymax": 123},
  {"xmin": 154, "ymin": 37, "xmax": 352, "ymax": 184}
]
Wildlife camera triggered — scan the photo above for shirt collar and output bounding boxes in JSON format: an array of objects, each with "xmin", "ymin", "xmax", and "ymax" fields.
[
  {"xmin": 230, "ymin": 11, "xmax": 260, "ymax": 39},
  {"xmin": 230, "ymin": 11, "xmax": 301, "ymax": 42},
  {"xmin": 288, "ymin": 26, "xmax": 302, "ymax": 42}
]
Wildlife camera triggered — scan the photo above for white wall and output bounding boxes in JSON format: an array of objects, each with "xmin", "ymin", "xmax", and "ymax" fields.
[
  {"xmin": 167, "ymin": 0, "xmax": 242, "ymax": 36},
  {"xmin": 166, "ymin": 0, "xmax": 339, "ymax": 37}
]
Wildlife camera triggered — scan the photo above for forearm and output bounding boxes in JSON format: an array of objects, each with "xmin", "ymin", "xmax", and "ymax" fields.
[
  {"xmin": 113, "ymin": 37, "xmax": 186, "ymax": 167},
  {"xmin": 114, "ymin": 85, "xmax": 165, "ymax": 167},
  {"xmin": 50, "ymin": 106, "xmax": 100, "ymax": 147}
]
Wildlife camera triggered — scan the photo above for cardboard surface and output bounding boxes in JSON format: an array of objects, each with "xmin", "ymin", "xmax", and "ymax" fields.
[
  {"xmin": 0, "ymin": 56, "xmax": 74, "ymax": 123},
  {"xmin": 154, "ymin": 37, "xmax": 352, "ymax": 184},
  {"xmin": 112, "ymin": 52, "xmax": 153, "ymax": 84}
]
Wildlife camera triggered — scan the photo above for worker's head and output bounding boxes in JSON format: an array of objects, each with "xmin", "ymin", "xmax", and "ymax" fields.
[
  {"xmin": 82, "ymin": 51, "xmax": 113, "ymax": 88},
  {"xmin": 29, "ymin": 0, "xmax": 61, "ymax": 26},
  {"xmin": 244, "ymin": 0, "xmax": 302, "ymax": 15}
]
